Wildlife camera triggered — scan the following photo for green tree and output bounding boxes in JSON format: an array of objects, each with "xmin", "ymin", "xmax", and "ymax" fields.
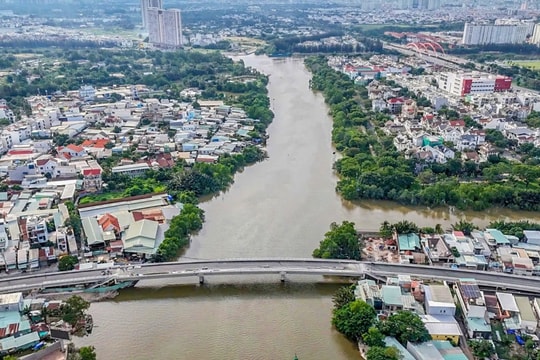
[
  {"xmin": 58, "ymin": 255, "xmax": 79, "ymax": 271},
  {"xmin": 468, "ymin": 339, "xmax": 493, "ymax": 359},
  {"xmin": 379, "ymin": 221, "xmax": 393, "ymax": 238},
  {"xmin": 363, "ymin": 326, "xmax": 386, "ymax": 347},
  {"xmin": 61, "ymin": 295, "xmax": 90, "ymax": 327},
  {"xmin": 78, "ymin": 346, "xmax": 97, "ymax": 360},
  {"xmin": 332, "ymin": 300, "xmax": 377, "ymax": 342},
  {"xmin": 3, "ymin": 355, "xmax": 18, "ymax": 360},
  {"xmin": 366, "ymin": 346, "xmax": 399, "ymax": 360},
  {"xmin": 452, "ymin": 220, "xmax": 476, "ymax": 236},
  {"xmin": 313, "ymin": 221, "xmax": 361, "ymax": 260},
  {"xmin": 332, "ymin": 285, "xmax": 356, "ymax": 311},
  {"xmin": 378, "ymin": 311, "xmax": 430, "ymax": 345}
]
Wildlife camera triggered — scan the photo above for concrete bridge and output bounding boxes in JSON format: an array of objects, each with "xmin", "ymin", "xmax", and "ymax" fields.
[{"xmin": 1, "ymin": 259, "xmax": 540, "ymax": 294}]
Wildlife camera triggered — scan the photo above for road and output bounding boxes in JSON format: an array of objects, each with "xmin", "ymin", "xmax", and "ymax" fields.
[
  {"xmin": 3, "ymin": 259, "xmax": 540, "ymax": 294},
  {"xmin": 383, "ymin": 41, "xmax": 539, "ymax": 95}
]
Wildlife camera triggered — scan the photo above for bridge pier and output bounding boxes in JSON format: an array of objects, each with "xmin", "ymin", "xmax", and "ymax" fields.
[
  {"xmin": 198, "ymin": 275, "xmax": 204, "ymax": 284},
  {"xmin": 280, "ymin": 271, "xmax": 286, "ymax": 283}
]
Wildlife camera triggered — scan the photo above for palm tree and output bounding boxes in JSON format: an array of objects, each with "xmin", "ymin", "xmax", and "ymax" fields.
[
  {"xmin": 41, "ymin": 306, "xmax": 49, "ymax": 324},
  {"xmin": 22, "ymin": 305, "xmax": 32, "ymax": 319},
  {"xmin": 435, "ymin": 224, "xmax": 443, "ymax": 234}
]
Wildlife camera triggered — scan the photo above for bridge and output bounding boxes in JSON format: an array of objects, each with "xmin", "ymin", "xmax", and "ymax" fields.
[{"xmin": 1, "ymin": 259, "xmax": 540, "ymax": 294}]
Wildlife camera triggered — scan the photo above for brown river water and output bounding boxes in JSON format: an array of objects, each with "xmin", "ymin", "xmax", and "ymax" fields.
[{"xmin": 74, "ymin": 55, "xmax": 538, "ymax": 360}]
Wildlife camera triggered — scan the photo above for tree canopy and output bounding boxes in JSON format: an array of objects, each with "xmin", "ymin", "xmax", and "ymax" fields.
[
  {"xmin": 366, "ymin": 346, "xmax": 400, "ymax": 360},
  {"xmin": 305, "ymin": 56, "xmax": 540, "ymax": 211},
  {"xmin": 61, "ymin": 295, "xmax": 90, "ymax": 327},
  {"xmin": 58, "ymin": 255, "xmax": 79, "ymax": 272},
  {"xmin": 332, "ymin": 299, "xmax": 377, "ymax": 342},
  {"xmin": 313, "ymin": 221, "xmax": 361, "ymax": 260},
  {"xmin": 378, "ymin": 310, "xmax": 430, "ymax": 345}
]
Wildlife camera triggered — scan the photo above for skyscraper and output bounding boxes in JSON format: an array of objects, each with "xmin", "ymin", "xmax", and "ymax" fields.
[
  {"xmin": 147, "ymin": 8, "xmax": 183, "ymax": 48},
  {"xmin": 141, "ymin": 0, "xmax": 163, "ymax": 29}
]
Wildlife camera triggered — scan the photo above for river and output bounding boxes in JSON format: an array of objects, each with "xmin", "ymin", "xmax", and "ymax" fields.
[{"xmin": 74, "ymin": 55, "xmax": 538, "ymax": 359}]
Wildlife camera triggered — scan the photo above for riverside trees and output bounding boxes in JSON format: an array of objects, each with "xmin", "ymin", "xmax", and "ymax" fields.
[
  {"xmin": 330, "ymin": 285, "xmax": 430, "ymax": 359},
  {"xmin": 312, "ymin": 221, "xmax": 361, "ymax": 260},
  {"xmin": 305, "ymin": 56, "xmax": 540, "ymax": 211}
]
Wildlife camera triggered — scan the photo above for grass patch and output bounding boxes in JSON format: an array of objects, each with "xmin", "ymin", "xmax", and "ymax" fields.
[
  {"xmin": 509, "ymin": 60, "xmax": 540, "ymax": 70},
  {"xmin": 79, "ymin": 191, "xmax": 125, "ymax": 205}
]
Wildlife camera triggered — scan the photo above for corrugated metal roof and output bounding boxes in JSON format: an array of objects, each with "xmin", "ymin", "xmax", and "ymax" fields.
[
  {"xmin": 81, "ymin": 217, "xmax": 104, "ymax": 246},
  {"xmin": 496, "ymin": 292, "xmax": 519, "ymax": 313},
  {"xmin": 515, "ymin": 296, "xmax": 536, "ymax": 322}
]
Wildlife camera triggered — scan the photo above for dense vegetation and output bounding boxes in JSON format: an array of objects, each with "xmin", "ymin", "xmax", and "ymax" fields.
[
  {"xmin": 262, "ymin": 31, "xmax": 383, "ymax": 55},
  {"xmin": 0, "ymin": 49, "xmax": 273, "ymax": 120},
  {"xmin": 312, "ymin": 221, "xmax": 361, "ymax": 260},
  {"xmin": 305, "ymin": 56, "xmax": 540, "ymax": 211},
  {"xmin": 331, "ymin": 285, "xmax": 430, "ymax": 359}
]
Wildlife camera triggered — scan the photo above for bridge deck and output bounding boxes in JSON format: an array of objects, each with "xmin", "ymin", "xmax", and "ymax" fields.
[{"xmin": 0, "ymin": 259, "xmax": 539, "ymax": 294}]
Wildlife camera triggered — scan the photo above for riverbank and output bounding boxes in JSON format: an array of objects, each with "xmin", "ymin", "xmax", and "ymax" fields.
[{"xmin": 305, "ymin": 55, "xmax": 540, "ymax": 212}]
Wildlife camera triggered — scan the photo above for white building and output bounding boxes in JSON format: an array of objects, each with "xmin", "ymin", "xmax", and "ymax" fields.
[
  {"xmin": 140, "ymin": 0, "xmax": 162, "ymax": 29},
  {"xmin": 532, "ymin": 24, "xmax": 540, "ymax": 46},
  {"xmin": 424, "ymin": 284, "xmax": 456, "ymax": 316},
  {"xmin": 0, "ymin": 292, "xmax": 23, "ymax": 312},
  {"xmin": 148, "ymin": 8, "xmax": 183, "ymax": 48},
  {"xmin": 463, "ymin": 22, "xmax": 532, "ymax": 45},
  {"xmin": 437, "ymin": 72, "xmax": 512, "ymax": 97},
  {"xmin": 79, "ymin": 85, "xmax": 96, "ymax": 102}
]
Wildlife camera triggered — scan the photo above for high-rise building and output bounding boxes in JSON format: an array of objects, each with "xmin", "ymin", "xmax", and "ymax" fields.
[
  {"xmin": 531, "ymin": 24, "xmax": 540, "ymax": 46},
  {"xmin": 147, "ymin": 8, "xmax": 183, "ymax": 48},
  {"xmin": 141, "ymin": 0, "xmax": 163, "ymax": 29},
  {"xmin": 462, "ymin": 21, "xmax": 533, "ymax": 45}
]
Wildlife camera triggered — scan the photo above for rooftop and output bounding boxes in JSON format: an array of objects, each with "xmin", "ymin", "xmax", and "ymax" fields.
[
  {"xmin": 398, "ymin": 233, "xmax": 421, "ymax": 251},
  {"xmin": 382, "ymin": 285, "xmax": 403, "ymax": 306}
]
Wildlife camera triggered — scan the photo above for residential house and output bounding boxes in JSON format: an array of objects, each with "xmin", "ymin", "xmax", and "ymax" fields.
[
  {"xmin": 58, "ymin": 144, "xmax": 87, "ymax": 159},
  {"xmin": 111, "ymin": 163, "xmax": 150, "ymax": 177},
  {"xmin": 35, "ymin": 157, "xmax": 57, "ymax": 178},
  {"xmin": 453, "ymin": 279, "xmax": 491, "ymax": 339},
  {"xmin": 496, "ymin": 292, "xmax": 521, "ymax": 330},
  {"xmin": 0, "ymin": 293, "xmax": 23, "ymax": 312},
  {"xmin": 515, "ymin": 296, "xmax": 536, "ymax": 333}
]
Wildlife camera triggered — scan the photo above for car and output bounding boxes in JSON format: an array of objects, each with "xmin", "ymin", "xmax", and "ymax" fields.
[{"xmin": 201, "ymin": 267, "xmax": 208, "ymax": 270}]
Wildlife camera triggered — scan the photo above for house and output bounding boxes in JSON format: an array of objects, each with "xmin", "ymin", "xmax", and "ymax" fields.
[
  {"xmin": 397, "ymin": 233, "xmax": 421, "ymax": 253},
  {"xmin": 0, "ymin": 293, "xmax": 23, "ymax": 312},
  {"xmin": 58, "ymin": 144, "xmax": 87, "ymax": 158},
  {"xmin": 420, "ymin": 314, "xmax": 462, "ymax": 344},
  {"xmin": 387, "ymin": 97, "xmax": 405, "ymax": 113},
  {"xmin": 81, "ymin": 217, "xmax": 105, "ymax": 248},
  {"xmin": 515, "ymin": 296, "xmax": 536, "ymax": 333},
  {"xmin": 122, "ymin": 219, "xmax": 159, "ymax": 255},
  {"xmin": 97, "ymin": 213, "xmax": 121, "ymax": 234},
  {"xmin": 453, "ymin": 279, "xmax": 491, "ymax": 339},
  {"xmin": 35, "ymin": 158, "xmax": 58, "ymax": 178},
  {"xmin": 354, "ymin": 279, "xmax": 382, "ymax": 310},
  {"xmin": 524, "ymin": 231, "xmax": 540, "ymax": 246},
  {"xmin": 424, "ymin": 285, "xmax": 456, "ymax": 316},
  {"xmin": 111, "ymin": 163, "xmax": 150, "ymax": 177},
  {"xmin": 425, "ymin": 236, "xmax": 452, "ymax": 263},
  {"xmin": 496, "ymin": 292, "xmax": 521, "ymax": 330},
  {"xmin": 407, "ymin": 341, "xmax": 444, "ymax": 360},
  {"xmin": 0, "ymin": 331, "xmax": 40, "ymax": 353}
]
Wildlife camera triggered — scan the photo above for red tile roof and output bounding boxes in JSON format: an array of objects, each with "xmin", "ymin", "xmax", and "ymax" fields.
[
  {"xmin": 36, "ymin": 159, "xmax": 52, "ymax": 166},
  {"xmin": 83, "ymin": 168, "xmax": 101, "ymax": 176},
  {"xmin": 449, "ymin": 120, "xmax": 465, "ymax": 127},
  {"xmin": 66, "ymin": 144, "xmax": 85, "ymax": 153},
  {"xmin": 98, "ymin": 213, "xmax": 120, "ymax": 232},
  {"xmin": 82, "ymin": 139, "xmax": 109, "ymax": 149},
  {"xmin": 8, "ymin": 149, "xmax": 33, "ymax": 155}
]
